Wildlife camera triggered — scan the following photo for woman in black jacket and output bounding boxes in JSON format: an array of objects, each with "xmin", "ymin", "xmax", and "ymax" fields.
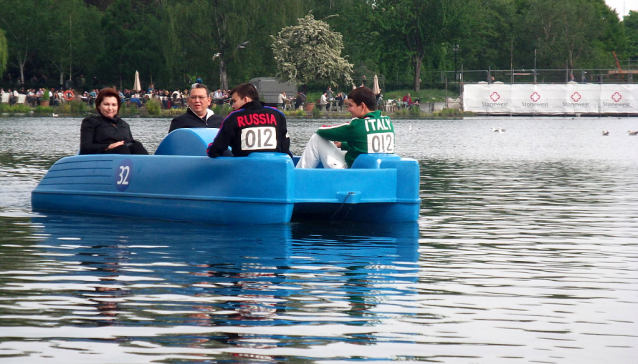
[{"xmin": 79, "ymin": 88, "xmax": 148, "ymax": 155}]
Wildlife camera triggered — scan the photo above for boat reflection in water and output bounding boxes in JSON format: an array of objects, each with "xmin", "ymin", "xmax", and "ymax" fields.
[{"xmin": 27, "ymin": 214, "xmax": 419, "ymax": 362}]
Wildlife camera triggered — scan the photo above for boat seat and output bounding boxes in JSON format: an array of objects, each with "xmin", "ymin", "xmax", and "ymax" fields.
[{"xmin": 155, "ymin": 128, "xmax": 220, "ymax": 156}]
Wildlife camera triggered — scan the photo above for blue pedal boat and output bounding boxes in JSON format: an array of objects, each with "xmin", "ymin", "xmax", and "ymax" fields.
[{"xmin": 31, "ymin": 129, "xmax": 421, "ymax": 224}]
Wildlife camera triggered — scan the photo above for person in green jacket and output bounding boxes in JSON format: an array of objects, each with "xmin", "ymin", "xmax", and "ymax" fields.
[{"xmin": 296, "ymin": 86, "xmax": 395, "ymax": 168}]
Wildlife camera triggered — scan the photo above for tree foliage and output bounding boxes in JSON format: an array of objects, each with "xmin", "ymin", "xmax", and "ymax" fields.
[
  {"xmin": 168, "ymin": 0, "xmax": 304, "ymax": 90},
  {"xmin": 0, "ymin": 0, "xmax": 631, "ymax": 93},
  {"xmin": 272, "ymin": 14, "xmax": 353, "ymax": 88},
  {"xmin": 370, "ymin": 0, "xmax": 475, "ymax": 91},
  {"xmin": 46, "ymin": 0, "xmax": 102, "ymax": 87},
  {"xmin": 97, "ymin": 0, "xmax": 166, "ymax": 90},
  {"xmin": 623, "ymin": 11, "xmax": 638, "ymax": 62},
  {"xmin": 0, "ymin": 28, "xmax": 7, "ymax": 75},
  {"xmin": 0, "ymin": 0, "xmax": 51, "ymax": 84},
  {"xmin": 517, "ymin": 0, "xmax": 621, "ymax": 69}
]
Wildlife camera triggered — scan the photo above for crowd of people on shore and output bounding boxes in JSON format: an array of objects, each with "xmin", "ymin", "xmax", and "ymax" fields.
[
  {"xmin": 0, "ymin": 72, "xmax": 237, "ymax": 111},
  {"xmin": 0, "ymin": 84, "xmax": 235, "ymax": 111},
  {"xmin": 317, "ymin": 87, "xmax": 348, "ymax": 111}
]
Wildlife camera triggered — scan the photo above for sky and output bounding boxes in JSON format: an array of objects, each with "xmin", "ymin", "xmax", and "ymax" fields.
[{"xmin": 605, "ymin": 0, "xmax": 637, "ymax": 18}]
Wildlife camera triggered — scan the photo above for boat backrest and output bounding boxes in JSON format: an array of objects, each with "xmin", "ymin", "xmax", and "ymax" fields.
[
  {"xmin": 351, "ymin": 153, "xmax": 400, "ymax": 169},
  {"xmin": 350, "ymin": 153, "xmax": 420, "ymax": 204},
  {"xmin": 155, "ymin": 128, "xmax": 220, "ymax": 156}
]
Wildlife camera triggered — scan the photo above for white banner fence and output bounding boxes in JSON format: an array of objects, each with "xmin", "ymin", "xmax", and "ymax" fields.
[{"xmin": 463, "ymin": 84, "xmax": 638, "ymax": 115}]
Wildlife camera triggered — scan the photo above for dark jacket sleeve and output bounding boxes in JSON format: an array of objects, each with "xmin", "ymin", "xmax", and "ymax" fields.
[
  {"xmin": 120, "ymin": 122, "xmax": 135, "ymax": 142},
  {"xmin": 168, "ymin": 117, "xmax": 180, "ymax": 133},
  {"xmin": 206, "ymin": 118, "xmax": 233, "ymax": 158},
  {"xmin": 277, "ymin": 114, "xmax": 292, "ymax": 157},
  {"xmin": 80, "ymin": 117, "xmax": 109, "ymax": 154},
  {"xmin": 207, "ymin": 114, "xmax": 224, "ymax": 128}
]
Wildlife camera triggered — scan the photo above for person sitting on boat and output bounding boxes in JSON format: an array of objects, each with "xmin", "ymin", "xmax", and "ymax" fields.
[
  {"xmin": 296, "ymin": 86, "xmax": 394, "ymax": 169},
  {"xmin": 79, "ymin": 88, "xmax": 148, "ymax": 155},
  {"xmin": 206, "ymin": 83, "xmax": 291, "ymax": 158},
  {"xmin": 168, "ymin": 83, "xmax": 223, "ymax": 133}
]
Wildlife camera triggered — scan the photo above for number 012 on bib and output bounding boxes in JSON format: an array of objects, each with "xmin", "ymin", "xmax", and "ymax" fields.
[
  {"xmin": 367, "ymin": 132, "xmax": 395, "ymax": 153},
  {"xmin": 241, "ymin": 127, "xmax": 277, "ymax": 150}
]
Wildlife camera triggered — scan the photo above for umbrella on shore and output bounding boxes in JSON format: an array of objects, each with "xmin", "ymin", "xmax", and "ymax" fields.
[
  {"xmin": 133, "ymin": 70, "xmax": 141, "ymax": 92},
  {"xmin": 372, "ymin": 74, "xmax": 381, "ymax": 95}
]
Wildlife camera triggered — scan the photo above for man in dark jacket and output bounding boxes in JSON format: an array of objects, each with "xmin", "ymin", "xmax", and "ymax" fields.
[
  {"xmin": 294, "ymin": 91, "xmax": 306, "ymax": 110},
  {"xmin": 168, "ymin": 83, "xmax": 223, "ymax": 133},
  {"xmin": 207, "ymin": 83, "xmax": 291, "ymax": 158}
]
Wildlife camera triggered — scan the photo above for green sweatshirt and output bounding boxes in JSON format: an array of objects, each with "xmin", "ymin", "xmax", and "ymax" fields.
[{"xmin": 316, "ymin": 110, "xmax": 395, "ymax": 167}]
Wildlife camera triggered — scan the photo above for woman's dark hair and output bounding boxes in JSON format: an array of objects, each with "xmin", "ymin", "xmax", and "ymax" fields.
[
  {"xmin": 230, "ymin": 83, "xmax": 260, "ymax": 101},
  {"xmin": 95, "ymin": 88, "xmax": 121, "ymax": 115},
  {"xmin": 347, "ymin": 87, "xmax": 377, "ymax": 111}
]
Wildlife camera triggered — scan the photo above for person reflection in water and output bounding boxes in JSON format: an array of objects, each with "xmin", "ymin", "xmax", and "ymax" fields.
[
  {"xmin": 185, "ymin": 265, "xmax": 279, "ymax": 359},
  {"xmin": 79, "ymin": 88, "xmax": 148, "ymax": 155}
]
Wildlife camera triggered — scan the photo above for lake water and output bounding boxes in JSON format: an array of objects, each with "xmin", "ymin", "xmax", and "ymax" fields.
[{"xmin": 0, "ymin": 115, "xmax": 637, "ymax": 363}]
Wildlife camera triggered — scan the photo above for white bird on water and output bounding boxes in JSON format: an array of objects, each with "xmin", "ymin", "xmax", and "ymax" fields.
[
  {"xmin": 408, "ymin": 125, "xmax": 413, "ymax": 131},
  {"xmin": 52, "ymin": 113, "xmax": 58, "ymax": 117},
  {"xmin": 492, "ymin": 127, "xmax": 506, "ymax": 133}
]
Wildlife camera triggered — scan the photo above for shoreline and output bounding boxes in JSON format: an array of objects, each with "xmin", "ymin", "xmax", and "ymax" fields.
[
  {"xmin": 4, "ymin": 111, "xmax": 638, "ymax": 119},
  {"xmin": 0, "ymin": 107, "xmax": 472, "ymax": 119}
]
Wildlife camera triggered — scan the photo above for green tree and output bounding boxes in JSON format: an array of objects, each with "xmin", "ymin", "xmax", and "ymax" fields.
[
  {"xmin": 96, "ymin": 0, "xmax": 167, "ymax": 90},
  {"xmin": 0, "ymin": 0, "xmax": 51, "ymax": 84},
  {"xmin": 308, "ymin": 1, "xmax": 384, "ymax": 87},
  {"xmin": 46, "ymin": 0, "xmax": 102, "ymax": 89},
  {"xmin": 272, "ymin": 13, "xmax": 353, "ymax": 90},
  {"xmin": 371, "ymin": 0, "xmax": 474, "ymax": 91},
  {"xmin": 519, "ymin": 0, "xmax": 623, "ymax": 69},
  {"xmin": 459, "ymin": 0, "xmax": 516, "ymax": 71},
  {"xmin": 0, "ymin": 28, "xmax": 7, "ymax": 76},
  {"xmin": 169, "ymin": 0, "xmax": 304, "ymax": 90},
  {"xmin": 624, "ymin": 11, "xmax": 638, "ymax": 61}
]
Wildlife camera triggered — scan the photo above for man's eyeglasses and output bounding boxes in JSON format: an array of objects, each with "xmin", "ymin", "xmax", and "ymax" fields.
[{"xmin": 189, "ymin": 95, "xmax": 208, "ymax": 100}]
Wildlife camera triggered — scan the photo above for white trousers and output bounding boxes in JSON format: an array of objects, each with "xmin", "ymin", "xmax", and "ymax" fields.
[{"xmin": 296, "ymin": 134, "xmax": 347, "ymax": 169}]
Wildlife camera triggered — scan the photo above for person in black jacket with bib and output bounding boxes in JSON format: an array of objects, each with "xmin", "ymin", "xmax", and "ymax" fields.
[
  {"xmin": 79, "ymin": 88, "xmax": 148, "ymax": 155},
  {"xmin": 206, "ymin": 83, "xmax": 291, "ymax": 158}
]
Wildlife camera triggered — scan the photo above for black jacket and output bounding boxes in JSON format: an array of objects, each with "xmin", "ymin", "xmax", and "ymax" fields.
[
  {"xmin": 168, "ymin": 108, "xmax": 223, "ymax": 133},
  {"xmin": 207, "ymin": 101, "xmax": 291, "ymax": 158},
  {"xmin": 80, "ymin": 114, "xmax": 135, "ymax": 154}
]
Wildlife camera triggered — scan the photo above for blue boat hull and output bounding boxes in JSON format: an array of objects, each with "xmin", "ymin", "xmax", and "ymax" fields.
[{"xmin": 32, "ymin": 129, "xmax": 420, "ymax": 224}]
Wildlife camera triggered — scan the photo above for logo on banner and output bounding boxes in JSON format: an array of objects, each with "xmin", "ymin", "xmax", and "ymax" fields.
[
  {"xmin": 603, "ymin": 91, "xmax": 630, "ymax": 108},
  {"xmin": 571, "ymin": 92, "xmax": 581, "ymax": 102},
  {"xmin": 482, "ymin": 91, "xmax": 508, "ymax": 108},
  {"xmin": 522, "ymin": 91, "xmax": 548, "ymax": 108},
  {"xmin": 612, "ymin": 92, "xmax": 622, "ymax": 102},
  {"xmin": 530, "ymin": 92, "xmax": 541, "ymax": 102}
]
